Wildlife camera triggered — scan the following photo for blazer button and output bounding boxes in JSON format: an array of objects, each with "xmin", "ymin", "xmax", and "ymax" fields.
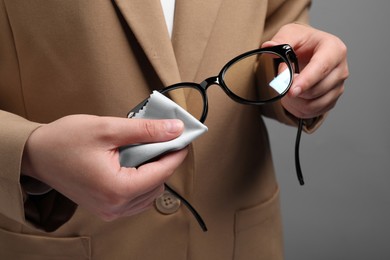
[{"xmin": 155, "ymin": 191, "xmax": 181, "ymax": 214}]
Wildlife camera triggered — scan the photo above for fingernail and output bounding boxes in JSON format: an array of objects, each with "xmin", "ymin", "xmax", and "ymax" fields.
[
  {"xmin": 291, "ymin": 86, "xmax": 302, "ymax": 97},
  {"xmin": 166, "ymin": 120, "xmax": 184, "ymax": 133}
]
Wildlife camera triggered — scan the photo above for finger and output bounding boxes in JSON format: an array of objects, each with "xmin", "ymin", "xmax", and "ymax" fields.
[
  {"xmin": 91, "ymin": 183, "xmax": 164, "ymax": 221},
  {"xmin": 261, "ymin": 25, "xmax": 348, "ymax": 97},
  {"xmin": 99, "ymin": 117, "xmax": 184, "ymax": 147},
  {"xmin": 282, "ymin": 81, "xmax": 344, "ymax": 118},
  {"xmin": 261, "ymin": 40, "xmax": 280, "ymax": 48},
  {"xmin": 126, "ymin": 184, "xmax": 164, "ymax": 210},
  {"xmin": 293, "ymin": 35, "xmax": 348, "ymax": 93},
  {"xmin": 119, "ymin": 148, "xmax": 188, "ymax": 197},
  {"xmin": 261, "ymin": 40, "xmax": 333, "ymax": 97},
  {"xmin": 295, "ymin": 63, "xmax": 346, "ymax": 100},
  {"xmin": 290, "ymin": 51, "xmax": 340, "ymax": 97},
  {"xmin": 107, "ymin": 184, "xmax": 164, "ymax": 218},
  {"xmin": 121, "ymin": 185, "xmax": 165, "ymax": 217}
]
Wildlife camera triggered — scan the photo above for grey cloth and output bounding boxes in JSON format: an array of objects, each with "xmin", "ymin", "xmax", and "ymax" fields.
[{"xmin": 119, "ymin": 91, "xmax": 208, "ymax": 167}]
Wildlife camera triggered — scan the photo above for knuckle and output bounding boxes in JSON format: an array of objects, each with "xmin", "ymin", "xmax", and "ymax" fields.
[
  {"xmin": 143, "ymin": 120, "xmax": 158, "ymax": 139},
  {"xmin": 337, "ymin": 39, "xmax": 348, "ymax": 57},
  {"xmin": 342, "ymin": 66, "xmax": 350, "ymax": 81},
  {"xmin": 93, "ymin": 118, "xmax": 117, "ymax": 142},
  {"xmin": 318, "ymin": 61, "xmax": 331, "ymax": 76},
  {"xmin": 332, "ymin": 37, "xmax": 348, "ymax": 64}
]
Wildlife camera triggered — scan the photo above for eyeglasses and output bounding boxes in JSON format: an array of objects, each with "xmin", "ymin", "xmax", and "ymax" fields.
[
  {"xmin": 128, "ymin": 44, "xmax": 305, "ymax": 231},
  {"xmin": 157, "ymin": 44, "xmax": 304, "ymax": 183}
]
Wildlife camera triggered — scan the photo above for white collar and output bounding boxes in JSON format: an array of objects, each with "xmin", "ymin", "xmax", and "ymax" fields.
[{"xmin": 160, "ymin": 0, "xmax": 176, "ymax": 38}]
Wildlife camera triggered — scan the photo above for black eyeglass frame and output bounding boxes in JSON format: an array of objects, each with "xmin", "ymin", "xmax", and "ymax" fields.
[{"xmin": 158, "ymin": 44, "xmax": 304, "ymax": 185}]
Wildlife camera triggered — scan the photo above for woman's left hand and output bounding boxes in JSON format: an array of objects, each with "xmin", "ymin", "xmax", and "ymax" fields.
[{"xmin": 262, "ymin": 23, "xmax": 349, "ymax": 119}]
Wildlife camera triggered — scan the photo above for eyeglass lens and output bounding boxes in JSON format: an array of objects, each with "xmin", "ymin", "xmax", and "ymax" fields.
[
  {"xmin": 223, "ymin": 52, "xmax": 292, "ymax": 102},
  {"xmin": 162, "ymin": 51, "xmax": 293, "ymax": 121}
]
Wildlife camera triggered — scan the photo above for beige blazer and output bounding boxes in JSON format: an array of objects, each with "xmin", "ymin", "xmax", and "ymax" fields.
[{"xmin": 0, "ymin": 0, "xmax": 318, "ymax": 259}]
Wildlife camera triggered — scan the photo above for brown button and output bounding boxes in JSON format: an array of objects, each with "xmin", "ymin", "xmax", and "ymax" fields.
[{"xmin": 155, "ymin": 191, "xmax": 181, "ymax": 214}]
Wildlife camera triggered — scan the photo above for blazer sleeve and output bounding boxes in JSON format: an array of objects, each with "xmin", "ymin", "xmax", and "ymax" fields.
[
  {"xmin": 0, "ymin": 112, "xmax": 77, "ymax": 232},
  {"xmin": 0, "ymin": 111, "xmax": 40, "ymax": 224},
  {"xmin": 0, "ymin": 1, "xmax": 76, "ymax": 232},
  {"xmin": 260, "ymin": 0, "xmax": 325, "ymax": 133}
]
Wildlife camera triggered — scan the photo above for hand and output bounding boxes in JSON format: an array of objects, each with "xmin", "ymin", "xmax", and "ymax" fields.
[
  {"xmin": 22, "ymin": 115, "xmax": 188, "ymax": 221},
  {"xmin": 262, "ymin": 23, "xmax": 349, "ymax": 119}
]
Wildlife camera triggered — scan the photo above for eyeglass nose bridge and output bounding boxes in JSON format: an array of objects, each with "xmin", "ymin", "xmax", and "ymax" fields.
[{"xmin": 199, "ymin": 76, "xmax": 220, "ymax": 90}]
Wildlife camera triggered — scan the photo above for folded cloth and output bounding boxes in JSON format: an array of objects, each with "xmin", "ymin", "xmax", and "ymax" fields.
[{"xmin": 119, "ymin": 91, "xmax": 208, "ymax": 168}]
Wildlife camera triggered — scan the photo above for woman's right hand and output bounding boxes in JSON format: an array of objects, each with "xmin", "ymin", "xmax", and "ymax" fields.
[{"xmin": 22, "ymin": 115, "xmax": 188, "ymax": 220}]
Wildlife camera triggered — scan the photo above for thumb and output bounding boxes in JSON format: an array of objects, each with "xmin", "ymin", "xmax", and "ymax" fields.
[{"xmin": 106, "ymin": 118, "xmax": 185, "ymax": 147}]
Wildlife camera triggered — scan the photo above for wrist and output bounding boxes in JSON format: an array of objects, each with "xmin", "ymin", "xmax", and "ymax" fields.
[{"xmin": 21, "ymin": 128, "xmax": 53, "ymax": 195}]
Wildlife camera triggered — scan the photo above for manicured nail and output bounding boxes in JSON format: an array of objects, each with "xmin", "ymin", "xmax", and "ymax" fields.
[
  {"xmin": 292, "ymin": 86, "xmax": 302, "ymax": 97},
  {"xmin": 166, "ymin": 120, "xmax": 184, "ymax": 133}
]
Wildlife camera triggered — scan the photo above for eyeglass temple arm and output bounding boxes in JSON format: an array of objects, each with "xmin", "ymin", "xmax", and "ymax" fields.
[
  {"xmin": 274, "ymin": 51, "xmax": 305, "ymax": 185},
  {"xmin": 164, "ymin": 184, "xmax": 208, "ymax": 232},
  {"xmin": 295, "ymin": 119, "xmax": 305, "ymax": 185},
  {"xmin": 290, "ymin": 52, "xmax": 305, "ymax": 185}
]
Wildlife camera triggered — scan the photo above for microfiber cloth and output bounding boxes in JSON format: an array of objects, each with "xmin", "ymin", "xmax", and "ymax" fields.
[{"xmin": 119, "ymin": 91, "xmax": 208, "ymax": 168}]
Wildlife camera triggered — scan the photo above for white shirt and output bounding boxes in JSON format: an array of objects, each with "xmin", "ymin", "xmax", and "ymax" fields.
[{"xmin": 160, "ymin": 0, "xmax": 175, "ymax": 38}]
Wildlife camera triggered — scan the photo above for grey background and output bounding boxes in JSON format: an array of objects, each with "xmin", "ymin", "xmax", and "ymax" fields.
[{"xmin": 264, "ymin": 1, "xmax": 390, "ymax": 259}]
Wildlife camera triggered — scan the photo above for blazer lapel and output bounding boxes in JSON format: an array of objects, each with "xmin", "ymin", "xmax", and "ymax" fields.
[
  {"xmin": 172, "ymin": 0, "xmax": 224, "ymax": 82},
  {"xmin": 112, "ymin": 0, "xmax": 188, "ymax": 107},
  {"xmin": 112, "ymin": 0, "xmax": 181, "ymax": 85}
]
